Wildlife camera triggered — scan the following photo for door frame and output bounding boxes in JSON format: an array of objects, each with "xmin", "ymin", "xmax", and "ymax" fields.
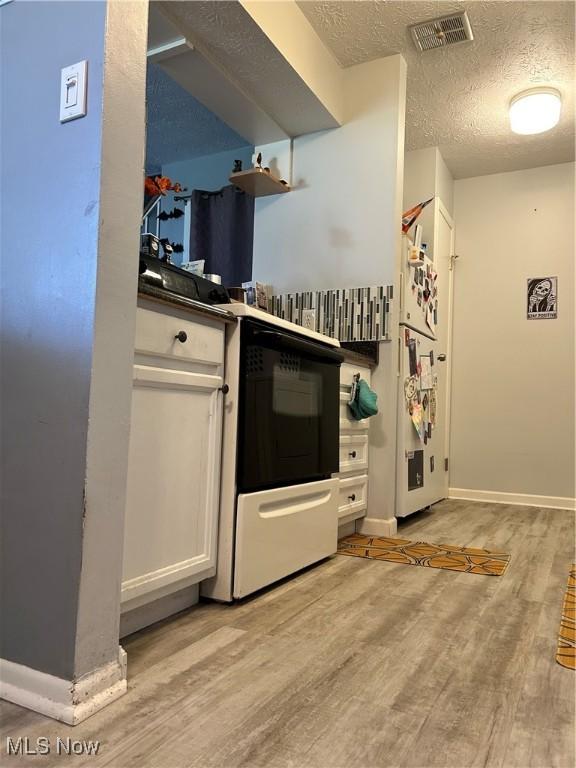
[{"xmin": 432, "ymin": 198, "xmax": 455, "ymax": 488}]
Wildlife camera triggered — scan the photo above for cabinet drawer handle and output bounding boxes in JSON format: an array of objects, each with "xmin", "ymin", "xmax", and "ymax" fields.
[
  {"xmin": 219, "ymin": 384, "xmax": 229, "ymax": 395},
  {"xmin": 348, "ymin": 493, "xmax": 356, "ymax": 502},
  {"xmin": 348, "ymin": 450, "xmax": 357, "ymax": 458},
  {"xmin": 175, "ymin": 330, "xmax": 188, "ymax": 343}
]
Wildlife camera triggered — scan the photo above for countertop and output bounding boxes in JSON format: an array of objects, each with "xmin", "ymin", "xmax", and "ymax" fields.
[
  {"xmin": 214, "ymin": 302, "xmax": 340, "ymax": 347},
  {"xmin": 340, "ymin": 342, "xmax": 379, "ymax": 369},
  {"xmin": 138, "ymin": 283, "xmax": 236, "ymax": 323},
  {"xmin": 137, "ymin": 287, "xmax": 379, "ymax": 370}
]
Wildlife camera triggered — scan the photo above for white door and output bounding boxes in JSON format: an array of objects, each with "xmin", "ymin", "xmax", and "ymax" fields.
[{"xmin": 429, "ymin": 201, "xmax": 455, "ymax": 501}]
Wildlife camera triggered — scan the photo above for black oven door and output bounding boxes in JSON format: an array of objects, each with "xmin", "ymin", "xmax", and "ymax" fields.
[{"xmin": 238, "ymin": 319, "xmax": 344, "ymax": 493}]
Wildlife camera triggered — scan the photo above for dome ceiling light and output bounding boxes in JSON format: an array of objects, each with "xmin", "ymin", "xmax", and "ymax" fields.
[{"xmin": 509, "ymin": 88, "xmax": 562, "ymax": 135}]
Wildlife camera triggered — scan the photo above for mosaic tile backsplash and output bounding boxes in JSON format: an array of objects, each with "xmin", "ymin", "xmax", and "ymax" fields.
[{"xmin": 270, "ymin": 286, "xmax": 393, "ymax": 342}]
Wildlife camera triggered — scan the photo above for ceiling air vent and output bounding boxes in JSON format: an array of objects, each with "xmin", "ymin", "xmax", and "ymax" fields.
[{"xmin": 410, "ymin": 11, "xmax": 474, "ymax": 52}]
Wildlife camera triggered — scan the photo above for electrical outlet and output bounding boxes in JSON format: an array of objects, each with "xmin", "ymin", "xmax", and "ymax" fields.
[{"xmin": 302, "ymin": 309, "xmax": 316, "ymax": 330}]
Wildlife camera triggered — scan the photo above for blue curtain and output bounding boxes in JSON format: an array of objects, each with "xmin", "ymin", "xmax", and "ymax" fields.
[{"xmin": 189, "ymin": 185, "xmax": 254, "ymax": 286}]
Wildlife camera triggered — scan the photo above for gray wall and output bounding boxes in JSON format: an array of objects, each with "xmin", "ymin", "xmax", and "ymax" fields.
[{"xmin": 0, "ymin": 0, "xmax": 147, "ymax": 680}]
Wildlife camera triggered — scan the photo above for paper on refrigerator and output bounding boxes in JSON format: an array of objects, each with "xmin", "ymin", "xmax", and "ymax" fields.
[{"xmin": 420, "ymin": 355, "xmax": 434, "ymax": 390}]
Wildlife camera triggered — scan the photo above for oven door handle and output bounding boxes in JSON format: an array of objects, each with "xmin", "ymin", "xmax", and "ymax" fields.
[{"xmin": 252, "ymin": 330, "xmax": 344, "ymax": 363}]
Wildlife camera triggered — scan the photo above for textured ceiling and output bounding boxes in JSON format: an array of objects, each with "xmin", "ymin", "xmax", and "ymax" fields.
[
  {"xmin": 145, "ymin": 63, "xmax": 250, "ymax": 173},
  {"xmin": 160, "ymin": 1, "xmax": 340, "ymax": 136},
  {"xmin": 298, "ymin": 0, "xmax": 575, "ymax": 178}
]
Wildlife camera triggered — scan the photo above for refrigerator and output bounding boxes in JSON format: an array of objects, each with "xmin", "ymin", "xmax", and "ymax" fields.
[{"xmin": 396, "ymin": 247, "xmax": 444, "ymax": 518}]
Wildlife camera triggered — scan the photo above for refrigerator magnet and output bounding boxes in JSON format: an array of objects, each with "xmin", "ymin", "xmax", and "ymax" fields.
[
  {"xmin": 404, "ymin": 375, "xmax": 418, "ymax": 402},
  {"xmin": 429, "ymin": 390, "xmax": 437, "ymax": 425},
  {"xmin": 408, "ymin": 339, "xmax": 418, "ymax": 375}
]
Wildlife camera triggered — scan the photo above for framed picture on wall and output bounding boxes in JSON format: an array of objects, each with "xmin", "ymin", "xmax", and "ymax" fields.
[{"xmin": 527, "ymin": 276, "xmax": 558, "ymax": 320}]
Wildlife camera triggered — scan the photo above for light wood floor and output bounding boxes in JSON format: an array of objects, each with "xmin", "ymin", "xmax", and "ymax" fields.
[{"xmin": 2, "ymin": 500, "xmax": 575, "ymax": 768}]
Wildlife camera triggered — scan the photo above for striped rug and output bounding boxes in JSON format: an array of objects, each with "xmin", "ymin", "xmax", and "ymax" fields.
[
  {"xmin": 556, "ymin": 565, "xmax": 576, "ymax": 670},
  {"xmin": 337, "ymin": 534, "xmax": 511, "ymax": 576}
]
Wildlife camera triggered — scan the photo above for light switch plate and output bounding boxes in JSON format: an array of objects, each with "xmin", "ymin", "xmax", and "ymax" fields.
[{"xmin": 60, "ymin": 60, "xmax": 88, "ymax": 123}]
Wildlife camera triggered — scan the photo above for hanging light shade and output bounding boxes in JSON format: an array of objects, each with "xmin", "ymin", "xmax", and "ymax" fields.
[{"xmin": 509, "ymin": 88, "xmax": 562, "ymax": 135}]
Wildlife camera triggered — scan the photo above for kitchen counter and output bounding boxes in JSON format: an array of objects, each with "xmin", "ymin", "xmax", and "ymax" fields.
[
  {"xmin": 136, "ymin": 287, "xmax": 380, "ymax": 365},
  {"xmin": 138, "ymin": 282, "xmax": 236, "ymax": 324},
  {"xmin": 215, "ymin": 302, "xmax": 341, "ymax": 347},
  {"xmin": 340, "ymin": 341, "xmax": 379, "ymax": 369}
]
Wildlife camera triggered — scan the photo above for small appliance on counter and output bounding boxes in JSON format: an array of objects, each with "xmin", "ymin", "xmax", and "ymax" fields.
[{"xmin": 138, "ymin": 255, "xmax": 230, "ymax": 306}]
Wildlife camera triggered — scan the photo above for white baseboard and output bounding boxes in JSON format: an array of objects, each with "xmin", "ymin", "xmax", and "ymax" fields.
[
  {"xmin": 0, "ymin": 648, "xmax": 127, "ymax": 725},
  {"xmin": 358, "ymin": 516, "xmax": 398, "ymax": 537},
  {"xmin": 448, "ymin": 488, "xmax": 576, "ymax": 512}
]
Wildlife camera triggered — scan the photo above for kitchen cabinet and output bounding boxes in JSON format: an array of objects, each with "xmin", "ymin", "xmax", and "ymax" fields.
[
  {"xmin": 121, "ymin": 299, "xmax": 225, "ymax": 614},
  {"xmin": 337, "ymin": 362, "xmax": 372, "ymax": 529}
]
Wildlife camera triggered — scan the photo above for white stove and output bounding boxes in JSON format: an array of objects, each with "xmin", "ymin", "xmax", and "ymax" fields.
[
  {"xmin": 202, "ymin": 305, "xmax": 342, "ymax": 602},
  {"xmin": 215, "ymin": 302, "xmax": 341, "ymax": 347}
]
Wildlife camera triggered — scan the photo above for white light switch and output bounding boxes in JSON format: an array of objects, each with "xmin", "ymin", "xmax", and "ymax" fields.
[{"xmin": 60, "ymin": 60, "xmax": 87, "ymax": 123}]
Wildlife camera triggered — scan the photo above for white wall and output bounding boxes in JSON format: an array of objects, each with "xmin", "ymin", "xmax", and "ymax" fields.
[
  {"xmin": 450, "ymin": 162, "xmax": 575, "ymax": 506},
  {"xmin": 403, "ymin": 147, "xmax": 454, "ymax": 256},
  {"xmin": 253, "ymin": 55, "xmax": 407, "ymax": 292}
]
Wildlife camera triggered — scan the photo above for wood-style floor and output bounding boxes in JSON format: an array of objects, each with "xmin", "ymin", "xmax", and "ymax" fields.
[{"xmin": 1, "ymin": 500, "xmax": 575, "ymax": 768}]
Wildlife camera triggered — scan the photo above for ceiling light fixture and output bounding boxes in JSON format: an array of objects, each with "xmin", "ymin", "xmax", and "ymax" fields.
[{"xmin": 509, "ymin": 88, "xmax": 562, "ymax": 135}]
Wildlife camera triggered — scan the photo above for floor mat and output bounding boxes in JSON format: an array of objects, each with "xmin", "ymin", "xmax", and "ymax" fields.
[
  {"xmin": 556, "ymin": 565, "xmax": 576, "ymax": 670},
  {"xmin": 337, "ymin": 534, "xmax": 511, "ymax": 576}
]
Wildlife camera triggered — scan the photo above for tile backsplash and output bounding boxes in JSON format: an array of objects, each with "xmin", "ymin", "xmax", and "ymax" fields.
[{"xmin": 270, "ymin": 286, "xmax": 393, "ymax": 342}]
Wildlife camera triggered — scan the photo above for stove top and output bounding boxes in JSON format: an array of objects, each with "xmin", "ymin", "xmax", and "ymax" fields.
[{"xmin": 138, "ymin": 256, "xmax": 230, "ymax": 306}]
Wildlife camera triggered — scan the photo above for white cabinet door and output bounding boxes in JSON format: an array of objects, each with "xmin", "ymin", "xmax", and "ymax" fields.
[{"xmin": 121, "ymin": 304, "xmax": 224, "ymax": 610}]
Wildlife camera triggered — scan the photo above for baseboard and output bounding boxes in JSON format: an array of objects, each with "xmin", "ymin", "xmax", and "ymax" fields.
[
  {"xmin": 358, "ymin": 516, "xmax": 398, "ymax": 537},
  {"xmin": 120, "ymin": 583, "xmax": 199, "ymax": 638},
  {"xmin": 0, "ymin": 648, "xmax": 127, "ymax": 725},
  {"xmin": 448, "ymin": 488, "xmax": 576, "ymax": 512},
  {"xmin": 338, "ymin": 520, "xmax": 357, "ymax": 538}
]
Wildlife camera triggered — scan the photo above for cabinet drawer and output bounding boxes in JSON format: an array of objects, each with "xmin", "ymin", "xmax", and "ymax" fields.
[
  {"xmin": 339, "ymin": 392, "xmax": 370, "ymax": 432},
  {"xmin": 341, "ymin": 363, "xmax": 371, "ymax": 387},
  {"xmin": 339, "ymin": 434, "xmax": 369, "ymax": 473},
  {"xmin": 135, "ymin": 301, "xmax": 224, "ymax": 368},
  {"xmin": 338, "ymin": 474, "xmax": 368, "ymax": 518},
  {"xmin": 234, "ymin": 479, "xmax": 338, "ymax": 599},
  {"xmin": 339, "ymin": 363, "xmax": 372, "ymax": 432}
]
